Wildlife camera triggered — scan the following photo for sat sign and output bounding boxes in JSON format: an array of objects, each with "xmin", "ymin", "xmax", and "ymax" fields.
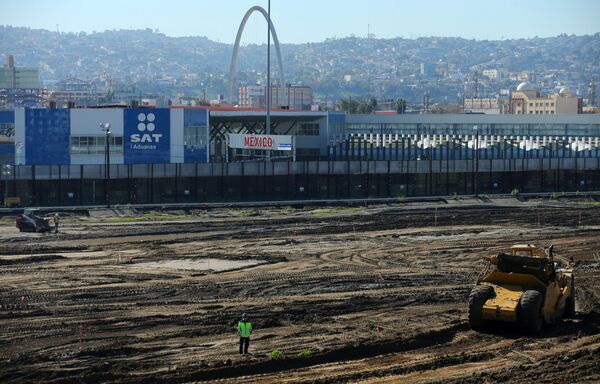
[{"xmin": 124, "ymin": 109, "xmax": 170, "ymax": 164}]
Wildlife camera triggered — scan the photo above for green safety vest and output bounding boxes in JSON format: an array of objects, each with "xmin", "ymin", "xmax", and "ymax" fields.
[{"xmin": 237, "ymin": 321, "xmax": 252, "ymax": 338}]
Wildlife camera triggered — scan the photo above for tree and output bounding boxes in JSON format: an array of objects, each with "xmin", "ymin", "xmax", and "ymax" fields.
[
  {"xmin": 337, "ymin": 97, "xmax": 377, "ymax": 114},
  {"xmin": 395, "ymin": 98, "xmax": 407, "ymax": 114}
]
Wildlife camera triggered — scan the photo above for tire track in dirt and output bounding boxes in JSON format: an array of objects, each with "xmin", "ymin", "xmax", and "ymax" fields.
[{"xmin": 1, "ymin": 202, "xmax": 600, "ymax": 383}]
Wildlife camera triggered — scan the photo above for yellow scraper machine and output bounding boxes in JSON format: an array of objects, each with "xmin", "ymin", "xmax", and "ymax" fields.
[{"xmin": 469, "ymin": 244, "xmax": 575, "ymax": 333}]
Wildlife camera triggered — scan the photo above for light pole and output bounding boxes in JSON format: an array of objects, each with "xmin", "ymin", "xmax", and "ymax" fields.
[
  {"xmin": 14, "ymin": 142, "xmax": 22, "ymax": 205},
  {"xmin": 266, "ymin": 0, "xmax": 271, "ymax": 162},
  {"xmin": 100, "ymin": 123, "xmax": 111, "ymax": 207},
  {"xmin": 1, "ymin": 164, "xmax": 11, "ymax": 205}
]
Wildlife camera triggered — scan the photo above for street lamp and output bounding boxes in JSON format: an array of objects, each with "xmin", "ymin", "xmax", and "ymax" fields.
[
  {"xmin": 473, "ymin": 125, "xmax": 479, "ymax": 195},
  {"xmin": 1, "ymin": 164, "xmax": 12, "ymax": 205},
  {"xmin": 100, "ymin": 123, "xmax": 111, "ymax": 207}
]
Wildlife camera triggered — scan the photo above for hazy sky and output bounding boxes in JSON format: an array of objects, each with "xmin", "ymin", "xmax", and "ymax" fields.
[{"xmin": 2, "ymin": 0, "xmax": 599, "ymax": 44}]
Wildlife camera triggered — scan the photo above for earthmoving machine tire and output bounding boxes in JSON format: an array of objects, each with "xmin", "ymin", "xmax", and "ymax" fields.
[
  {"xmin": 468, "ymin": 285, "xmax": 493, "ymax": 331},
  {"xmin": 564, "ymin": 297, "xmax": 575, "ymax": 319},
  {"xmin": 518, "ymin": 290, "xmax": 543, "ymax": 333},
  {"xmin": 564, "ymin": 277, "xmax": 576, "ymax": 318}
]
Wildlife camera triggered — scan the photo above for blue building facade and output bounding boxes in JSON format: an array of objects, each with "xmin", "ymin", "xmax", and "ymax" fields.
[
  {"xmin": 14, "ymin": 107, "xmax": 210, "ymax": 165},
  {"xmin": 0, "ymin": 110, "xmax": 15, "ymax": 164},
  {"xmin": 24, "ymin": 108, "xmax": 71, "ymax": 165}
]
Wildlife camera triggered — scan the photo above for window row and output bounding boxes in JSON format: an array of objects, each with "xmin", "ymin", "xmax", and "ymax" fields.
[{"xmin": 70, "ymin": 136, "xmax": 123, "ymax": 155}]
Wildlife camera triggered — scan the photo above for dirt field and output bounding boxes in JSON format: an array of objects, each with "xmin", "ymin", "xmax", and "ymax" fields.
[{"xmin": 1, "ymin": 197, "xmax": 599, "ymax": 383}]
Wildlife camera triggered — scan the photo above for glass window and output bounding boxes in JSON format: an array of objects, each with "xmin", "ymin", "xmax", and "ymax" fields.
[
  {"xmin": 70, "ymin": 136, "xmax": 123, "ymax": 155},
  {"xmin": 299, "ymin": 123, "xmax": 320, "ymax": 136},
  {"xmin": 184, "ymin": 125, "xmax": 207, "ymax": 148}
]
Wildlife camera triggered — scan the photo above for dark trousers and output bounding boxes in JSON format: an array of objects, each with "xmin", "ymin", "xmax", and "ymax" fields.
[{"xmin": 239, "ymin": 337, "xmax": 250, "ymax": 354}]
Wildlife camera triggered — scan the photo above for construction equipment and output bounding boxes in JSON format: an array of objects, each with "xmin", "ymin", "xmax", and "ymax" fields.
[
  {"xmin": 15, "ymin": 209, "xmax": 52, "ymax": 233},
  {"xmin": 4, "ymin": 197, "xmax": 21, "ymax": 208},
  {"xmin": 469, "ymin": 244, "xmax": 575, "ymax": 333}
]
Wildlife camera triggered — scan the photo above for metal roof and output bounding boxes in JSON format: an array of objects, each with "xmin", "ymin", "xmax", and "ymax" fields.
[{"xmin": 345, "ymin": 113, "xmax": 600, "ymax": 125}]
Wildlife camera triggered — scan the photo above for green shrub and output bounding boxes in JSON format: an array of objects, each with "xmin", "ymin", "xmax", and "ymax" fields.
[
  {"xmin": 270, "ymin": 349, "xmax": 283, "ymax": 360},
  {"xmin": 298, "ymin": 349, "xmax": 314, "ymax": 358},
  {"xmin": 511, "ymin": 188, "xmax": 520, "ymax": 197}
]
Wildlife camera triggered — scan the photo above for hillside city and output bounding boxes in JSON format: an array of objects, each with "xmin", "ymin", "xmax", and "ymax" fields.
[
  {"xmin": 3, "ymin": 3, "xmax": 600, "ymax": 384},
  {"xmin": 0, "ymin": 26, "xmax": 599, "ymax": 110}
]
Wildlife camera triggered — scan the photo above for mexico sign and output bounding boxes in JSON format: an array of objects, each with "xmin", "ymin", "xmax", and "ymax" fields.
[{"xmin": 229, "ymin": 134, "xmax": 292, "ymax": 151}]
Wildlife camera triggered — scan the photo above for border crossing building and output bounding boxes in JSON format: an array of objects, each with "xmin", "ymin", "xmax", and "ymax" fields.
[
  {"xmin": 1, "ymin": 107, "xmax": 600, "ymax": 166},
  {"xmin": 1, "ymin": 106, "xmax": 600, "ymax": 207},
  {"xmin": 3, "ymin": 106, "xmax": 329, "ymax": 166}
]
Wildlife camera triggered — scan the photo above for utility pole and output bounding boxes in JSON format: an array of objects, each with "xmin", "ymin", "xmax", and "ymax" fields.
[
  {"xmin": 266, "ymin": 0, "xmax": 272, "ymax": 162},
  {"xmin": 473, "ymin": 126, "xmax": 479, "ymax": 195}
]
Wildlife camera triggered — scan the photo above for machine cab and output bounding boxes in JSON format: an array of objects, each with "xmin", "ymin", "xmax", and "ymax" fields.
[{"xmin": 510, "ymin": 244, "xmax": 546, "ymax": 258}]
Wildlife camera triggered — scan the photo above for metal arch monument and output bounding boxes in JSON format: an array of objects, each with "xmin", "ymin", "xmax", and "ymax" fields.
[{"xmin": 228, "ymin": 5, "xmax": 287, "ymax": 106}]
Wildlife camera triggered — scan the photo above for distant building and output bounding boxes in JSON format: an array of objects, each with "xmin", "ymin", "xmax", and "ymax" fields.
[
  {"xmin": 238, "ymin": 85, "xmax": 265, "ymax": 108},
  {"xmin": 463, "ymin": 98, "xmax": 507, "ymax": 114},
  {"xmin": 509, "ymin": 82, "xmax": 582, "ymax": 115},
  {"xmin": 49, "ymin": 77, "xmax": 94, "ymax": 106},
  {"xmin": 238, "ymin": 84, "xmax": 313, "ymax": 110},
  {"xmin": 482, "ymin": 69, "xmax": 503, "ymax": 80},
  {"xmin": 211, "ymin": 94, "xmax": 226, "ymax": 105},
  {"xmin": 111, "ymin": 85, "xmax": 138, "ymax": 105},
  {"xmin": 377, "ymin": 99, "xmax": 397, "ymax": 112},
  {"xmin": 0, "ymin": 55, "xmax": 41, "ymax": 107},
  {"xmin": 0, "ymin": 55, "xmax": 39, "ymax": 89},
  {"xmin": 582, "ymin": 106, "xmax": 600, "ymax": 114},
  {"xmin": 420, "ymin": 63, "xmax": 437, "ymax": 78}
]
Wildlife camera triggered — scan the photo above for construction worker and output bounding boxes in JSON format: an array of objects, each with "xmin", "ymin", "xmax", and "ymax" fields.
[
  {"xmin": 237, "ymin": 313, "xmax": 252, "ymax": 355},
  {"xmin": 53, "ymin": 213, "xmax": 60, "ymax": 234}
]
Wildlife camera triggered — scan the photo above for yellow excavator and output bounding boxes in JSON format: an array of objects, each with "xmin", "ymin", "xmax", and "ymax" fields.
[{"xmin": 469, "ymin": 244, "xmax": 575, "ymax": 333}]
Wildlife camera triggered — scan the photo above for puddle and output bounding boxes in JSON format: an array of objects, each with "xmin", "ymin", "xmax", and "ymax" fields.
[{"xmin": 134, "ymin": 258, "xmax": 264, "ymax": 272}]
